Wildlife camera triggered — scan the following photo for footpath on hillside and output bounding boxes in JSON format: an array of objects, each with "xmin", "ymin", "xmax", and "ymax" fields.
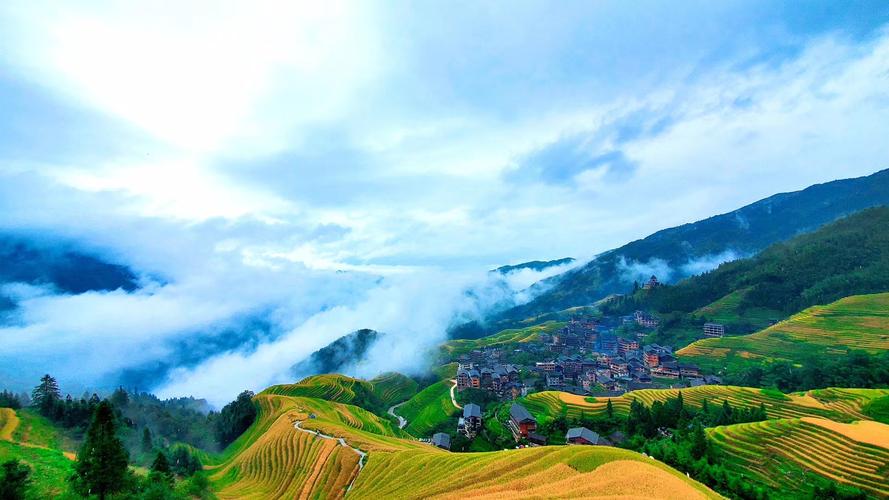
[
  {"xmin": 449, "ymin": 379, "xmax": 462, "ymax": 409},
  {"xmin": 293, "ymin": 419, "xmax": 367, "ymax": 492},
  {"xmin": 0, "ymin": 408, "xmax": 76, "ymax": 460}
]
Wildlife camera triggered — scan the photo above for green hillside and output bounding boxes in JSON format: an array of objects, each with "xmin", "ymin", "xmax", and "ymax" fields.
[
  {"xmin": 0, "ymin": 408, "xmax": 75, "ymax": 499},
  {"xmin": 399, "ymin": 380, "xmax": 460, "ymax": 437},
  {"xmin": 678, "ymin": 293, "xmax": 889, "ymax": 373},
  {"xmin": 369, "ymin": 372, "xmax": 419, "ymax": 407},
  {"xmin": 604, "ymin": 206, "xmax": 889, "ymax": 347}
]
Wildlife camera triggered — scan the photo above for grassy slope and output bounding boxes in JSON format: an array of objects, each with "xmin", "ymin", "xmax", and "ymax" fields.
[
  {"xmin": 399, "ymin": 380, "xmax": 459, "ymax": 437},
  {"xmin": 369, "ymin": 372, "xmax": 419, "ymax": 407},
  {"xmin": 692, "ymin": 287, "xmax": 782, "ymax": 331},
  {"xmin": 863, "ymin": 395, "xmax": 889, "ymax": 424},
  {"xmin": 709, "ymin": 418, "xmax": 889, "ymax": 498},
  {"xmin": 678, "ymin": 293, "xmax": 889, "ymax": 372},
  {"xmin": 521, "ymin": 386, "xmax": 889, "ymax": 426},
  {"xmin": 0, "ymin": 408, "xmax": 75, "ymax": 499},
  {"xmin": 209, "ymin": 391, "xmax": 719, "ymax": 500}
]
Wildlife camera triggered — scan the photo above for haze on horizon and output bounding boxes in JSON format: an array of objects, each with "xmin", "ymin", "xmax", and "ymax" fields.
[{"xmin": 1, "ymin": 1, "xmax": 888, "ymax": 405}]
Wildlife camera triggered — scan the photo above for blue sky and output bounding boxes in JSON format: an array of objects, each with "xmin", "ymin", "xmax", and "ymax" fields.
[{"xmin": 0, "ymin": 1, "xmax": 888, "ymax": 403}]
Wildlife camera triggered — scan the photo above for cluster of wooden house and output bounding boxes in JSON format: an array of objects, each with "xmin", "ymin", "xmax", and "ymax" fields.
[{"xmin": 455, "ymin": 363, "xmax": 522, "ymax": 397}]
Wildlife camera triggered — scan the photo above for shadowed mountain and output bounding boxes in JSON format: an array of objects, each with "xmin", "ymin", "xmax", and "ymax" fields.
[
  {"xmin": 289, "ymin": 329, "xmax": 382, "ymax": 378},
  {"xmin": 0, "ymin": 234, "xmax": 139, "ymax": 295}
]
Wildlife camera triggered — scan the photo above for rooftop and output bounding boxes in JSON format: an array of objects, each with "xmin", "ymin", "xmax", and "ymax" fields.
[
  {"xmin": 463, "ymin": 403, "xmax": 481, "ymax": 419},
  {"xmin": 510, "ymin": 403, "xmax": 535, "ymax": 423},
  {"xmin": 566, "ymin": 427, "xmax": 599, "ymax": 444},
  {"xmin": 432, "ymin": 432, "xmax": 451, "ymax": 449}
]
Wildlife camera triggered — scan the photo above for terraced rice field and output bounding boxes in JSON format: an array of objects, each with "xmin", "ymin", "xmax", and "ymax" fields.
[
  {"xmin": 522, "ymin": 386, "xmax": 889, "ymax": 424},
  {"xmin": 208, "ymin": 393, "xmax": 424, "ymax": 499},
  {"xmin": 210, "ymin": 406, "xmax": 360, "ymax": 499},
  {"xmin": 369, "ymin": 373, "xmax": 419, "ymax": 407},
  {"xmin": 440, "ymin": 321, "xmax": 564, "ymax": 358},
  {"xmin": 213, "ymin": 388, "xmax": 722, "ymax": 499},
  {"xmin": 678, "ymin": 293, "xmax": 889, "ymax": 370},
  {"xmin": 350, "ymin": 443, "xmax": 720, "ymax": 499},
  {"xmin": 709, "ymin": 417, "xmax": 889, "ymax": 498},
  {"xmin": 692, "ymin": 287, "xmax": 782, "ymax": 330},
  {"xmin": 262, "ymin": 374, "xmax": 375, "ymax": 403}
]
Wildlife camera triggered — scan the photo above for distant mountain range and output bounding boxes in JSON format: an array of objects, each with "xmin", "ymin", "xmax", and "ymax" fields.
[
  {"xmin": 467, "ymin": 168, "xmax": 889, "ymax": 335},
  {"xmin": 0, "ymin": 235, "xmax": 139, "ymax": 317},
  {"xmin": 492, "ymin": 258, "xmax": 575, "ymax": 274},
  {"xmin": 0, "ymin": 235, "xmax": 139, "ymax": 295}
]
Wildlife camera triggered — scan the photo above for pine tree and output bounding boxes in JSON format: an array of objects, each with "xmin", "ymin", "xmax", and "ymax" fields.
[
  {"xmin": 690, "ymin": 420, "xmax": 708, "ymax": 460},
  {"xmin": 31, "ymin": 374, "xmax": 61, "ymax": 418},
  {"xmin": 0, "ymin": 459, "xmax": 31, "ymax": 500},
  {"xmin": 719, "ymin": 400, "xmax": 733, "ymax": 425},
  {"xmin": 109, "ymin": 387, "xmax": 129, "ymax": 409},
  {"xmin": 141, "ymin": 427, "xmax": 153, "ymax": 453},
  {"xmin": 70, "ymin": 401, "xmax": 129, "ymax": 500},
  {"xmin": 150, "ymin": 451, "xmax": 173, "ymax": 485},
  {"xmin": 606, "ymin": 398, "xmax": 614, "ymax": 419}
]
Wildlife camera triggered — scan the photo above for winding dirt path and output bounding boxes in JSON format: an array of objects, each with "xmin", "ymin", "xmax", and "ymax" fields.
[
  {"xmin": 449, "ymin": 379, "xmax": 462, "ymax": 410},
  {"xmin": 293, "ymin": 420, "xmax": 367, "ymax": 493},
  {"xmin": 387, "ymin": 402, "xmax": 408, "ymax": 429},
  {"xmin": 0, "ymin": 408, "xmax": 76, "ymax": 460}
]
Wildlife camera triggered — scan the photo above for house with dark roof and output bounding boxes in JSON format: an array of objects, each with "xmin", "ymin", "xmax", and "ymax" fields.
[
  {"xmin": 566, "ymin": 427, "xmax": 599, "ymax": 445},
  {"xmin": 528, "ymin": 432, "xmax": 548, "ymax": 446},
  {"xmin": 432, "ymin": 432, "xmax": 451, "ymax": 450},
  {"xmin": 508, "ymin": 403, "xmax": 537, "ymax": 440},
  {"xmin": 460, "ymin": 403, "xmax": 482, "ymax": 436}
]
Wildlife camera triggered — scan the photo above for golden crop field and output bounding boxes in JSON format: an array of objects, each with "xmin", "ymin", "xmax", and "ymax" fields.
[
  {"xmin": 709, "ymin": 417, "xmax": 889, "ymax": 498},
  {"xmin": 349, "ymin": 444, "xmax": 720, "ymax": 499},
  {"xmin": 522, "ymin": 386, "xmax": 889, "ymax": 424},
  {"xmin": 210, "ymin": 391, "xmax": 721, "ymax": 499},
  {"xmin": 262, "ymin": 374, "xmax": 372, "ymax": 402},
  {"xmin": 678, "ymin": 293, "xmax": 889, "ymax": 368}
]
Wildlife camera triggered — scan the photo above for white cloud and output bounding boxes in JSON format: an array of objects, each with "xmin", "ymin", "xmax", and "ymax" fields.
[{"xmin": 2, "ymin": 1, "xmax": 384, "ymax": 156}]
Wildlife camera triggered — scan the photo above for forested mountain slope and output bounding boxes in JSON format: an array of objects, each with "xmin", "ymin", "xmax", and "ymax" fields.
[{"xmin": 472, "ymin": 168, "xmax": 889, "ymax": 334}]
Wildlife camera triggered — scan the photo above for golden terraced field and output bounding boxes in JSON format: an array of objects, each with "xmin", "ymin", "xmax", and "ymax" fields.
[
  {"xmin": 209, "ymin": 388, "xmax": 721, "ymax": 499},
  {"xmin": 522, "ymin": 386, "xmax": 889, "ymax": 425},
  {"xmin": 709, "ymin": 417, "xmax": 889, "ymax": 498}
]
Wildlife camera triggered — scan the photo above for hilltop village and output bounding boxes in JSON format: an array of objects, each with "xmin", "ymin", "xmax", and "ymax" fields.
[
  {"xmin": 439, "ymin": 276, "xmax": 728, "ymax": 448},
  {"xmin": 454, "ymin": 277, "xmax": 722, "ymax": 400}
]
